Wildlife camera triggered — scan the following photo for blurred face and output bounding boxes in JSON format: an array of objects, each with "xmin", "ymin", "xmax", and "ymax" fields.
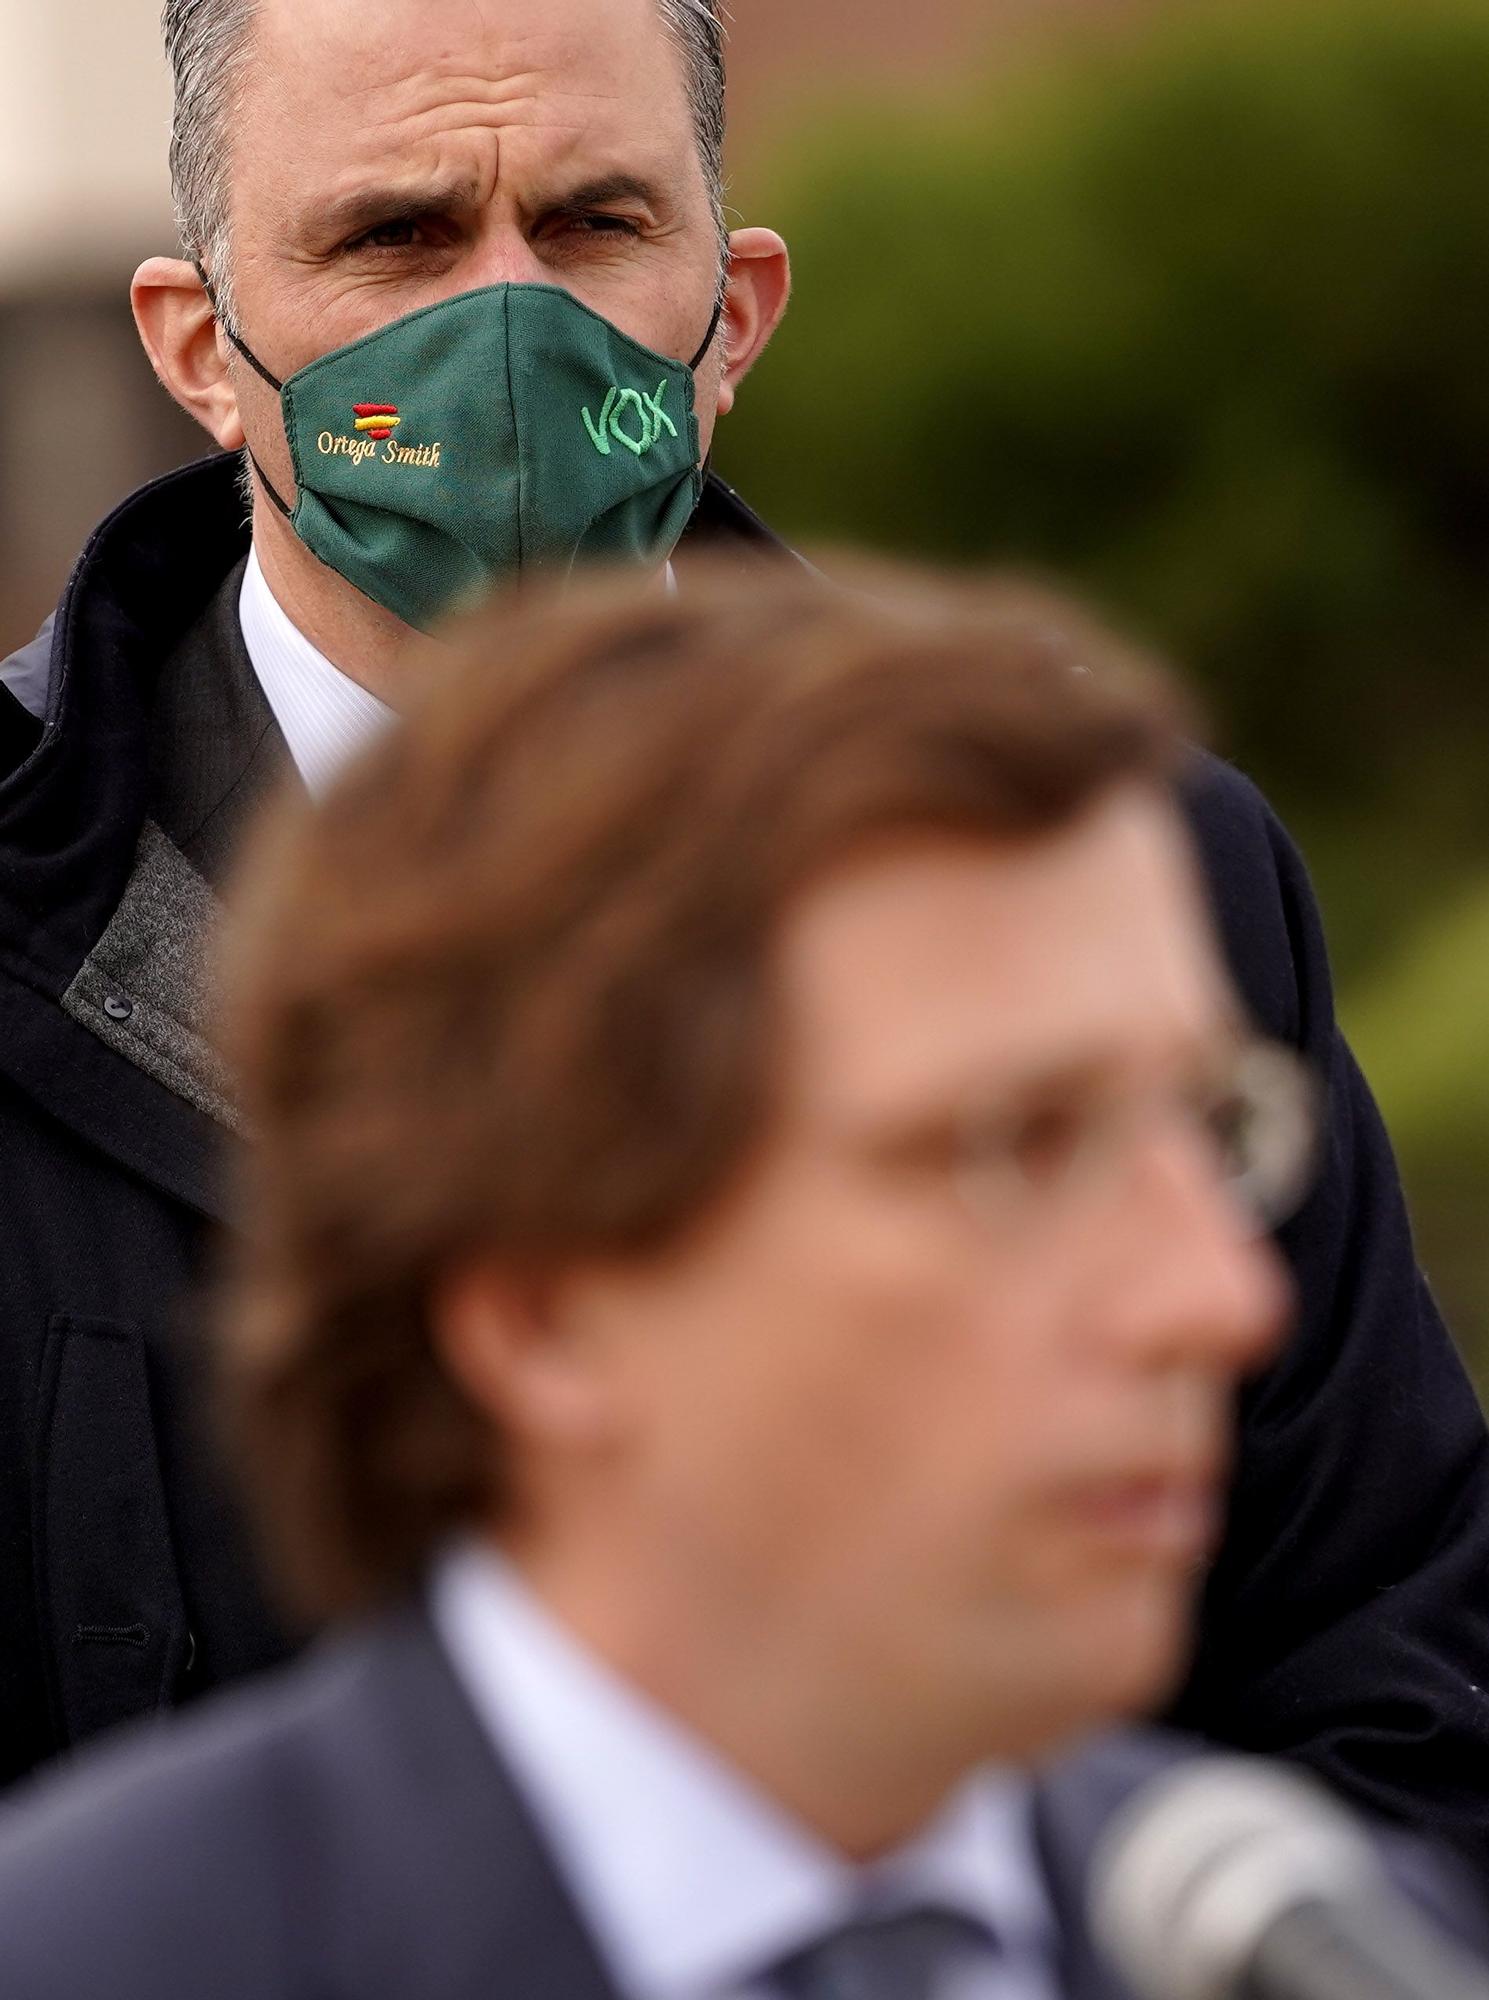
[
  {"xmin": 227, "ymin": 0, "xmax": 729, "ymax": 490},
  {"xmin": 532, "ymin": 788, "xmax": 1291, "ymax": 1775}
]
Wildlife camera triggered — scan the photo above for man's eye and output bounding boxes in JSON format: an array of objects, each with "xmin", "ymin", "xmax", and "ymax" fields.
[
  {"xmin": 560, "ymin": 212, "xmax": 642, "ymax": 238},
  {"xmin": 1001, "ymin": 1104, "xmax": 1088, "ymax": 1188},
  {"xmin": 347, "ymin": 220, "xmax": 420, "ymax": 252}
]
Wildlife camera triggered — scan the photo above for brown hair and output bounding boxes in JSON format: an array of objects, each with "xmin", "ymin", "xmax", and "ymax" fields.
[{"xmin": 221, "ymin": 558, "xmax": 1187, "ymax": 1618}]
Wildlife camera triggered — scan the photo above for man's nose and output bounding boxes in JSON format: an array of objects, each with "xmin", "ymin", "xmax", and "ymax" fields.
[
  {"xmin": 1102, "ymin": 1125, "xmax": 1294, "ymax": 1378},
  {"xmin": 464, "ymin": 224, "xmax": 554, "ymax": 291}
]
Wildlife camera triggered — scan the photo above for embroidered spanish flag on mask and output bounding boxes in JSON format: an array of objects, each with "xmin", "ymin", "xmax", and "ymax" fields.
[{"xmin": 208, "ymin": 281, "xmax": 717, "ymax": 632}]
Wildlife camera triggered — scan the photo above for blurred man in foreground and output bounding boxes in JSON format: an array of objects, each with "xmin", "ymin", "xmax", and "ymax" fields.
[{"xmin": 0, "ymin": 565, "xmax": 1332, "ymax": 1993}]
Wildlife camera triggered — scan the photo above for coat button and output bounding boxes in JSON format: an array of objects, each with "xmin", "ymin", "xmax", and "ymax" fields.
[{"xmin": 103, "ymin": 994, "xmax": 134, "ymax": 1022}]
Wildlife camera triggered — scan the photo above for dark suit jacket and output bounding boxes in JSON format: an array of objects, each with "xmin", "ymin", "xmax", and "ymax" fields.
[
  {"xmin": 2, "ymin": 454, "xmax": 1489, "ymax": 1866},
  {"xmin": 0, "ymin": 1602, "xmax": 1468, "ymax": 2000}
]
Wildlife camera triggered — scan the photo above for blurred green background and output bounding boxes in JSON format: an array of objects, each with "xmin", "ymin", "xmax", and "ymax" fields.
[{"xmin": 715, "ymin": 0, "xmax": 1489, "ymax": 1387}]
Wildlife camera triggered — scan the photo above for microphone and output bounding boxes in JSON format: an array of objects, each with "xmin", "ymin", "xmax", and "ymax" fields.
[{"xmin": 1089, "ymin": 1757, "xmax": 1489, "ymax": 2000}]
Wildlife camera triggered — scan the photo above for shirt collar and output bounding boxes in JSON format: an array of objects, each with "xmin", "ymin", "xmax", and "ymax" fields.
[
  {"xmin": 238, "ymin": 549, "xmax": 676, "ymax": 799},
  {"xmin": 238, "ymin": 545, "xmax": 394, "ymax": 798},
  {"xmin": 430, "ymin": 1541, "xmax": 1051, "ymax": 2000}
]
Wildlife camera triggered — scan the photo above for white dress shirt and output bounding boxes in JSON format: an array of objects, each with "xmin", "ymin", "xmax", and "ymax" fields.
[
  {"xmin": 237, "ymin": 546, "xmax": 394, "ymax": 797},
  {"xmin": 238, "ymin": 547, "xmax": 677, "ymax": 799},
  {"xmin": 430, "ymin": 1542, "xmax": 1059, "ymax": 2000}
]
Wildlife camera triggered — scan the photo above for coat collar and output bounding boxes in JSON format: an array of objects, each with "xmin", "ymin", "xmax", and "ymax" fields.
[
  {"xmin": 0, "ymin": 454, "xmax": 252, "ymax": 1000},
  {"xmin": 50, "ymin": 556, "xmax": 295, "ymax": 1148},
  {"xmin": 147, "ymin": 552, "xmax": 296, "ymax": 886},
  {"xmin": 0, "ymin": 458, "xmax": 259, "ymax": 1217},
  {"xmin": 319, "ymin": 1605, "xmax": 627, "ymax": 2000}
]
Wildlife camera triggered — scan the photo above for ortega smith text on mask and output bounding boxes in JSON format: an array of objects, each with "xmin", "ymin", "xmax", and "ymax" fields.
[{"xmin": 317, "ymin": 432, "xmax": 443, "ymax": 469}]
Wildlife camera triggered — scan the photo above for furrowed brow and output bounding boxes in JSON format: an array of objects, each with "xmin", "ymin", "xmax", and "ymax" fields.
[
  {"xmin": 311, "ymin": 179, "xmax": 484, "ymax": 246},
  {"xmin": 541, "ymin": 171, "xmax": 676, "ymax": 217}
]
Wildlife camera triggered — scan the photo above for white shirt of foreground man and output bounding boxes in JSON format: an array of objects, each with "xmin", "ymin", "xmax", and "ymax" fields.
[{"xmin": 432, "ymin": 1542, "xmax": 1059, "ymax": 2000}]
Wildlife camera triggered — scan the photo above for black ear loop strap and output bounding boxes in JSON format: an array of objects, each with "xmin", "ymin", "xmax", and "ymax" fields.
[
  {"xmin": 687, "ymin": 285, "xmax": 729, "ymax": 491},
  {"xmin": 192, "ymin": 259, "xmax": 283, "ymax": 391},
  {"xmin": 192, "ymin": 258, "xmax": 296, "ymax": 520},
  {"xmin": 688, "ymin": 288, "xmax": 727, "ymax": 373}
]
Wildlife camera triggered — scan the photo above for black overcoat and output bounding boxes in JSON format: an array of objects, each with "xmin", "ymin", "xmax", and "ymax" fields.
[{"xmin": 2, "ymin": 455, "xmax": 1488, "ymax": 1855}]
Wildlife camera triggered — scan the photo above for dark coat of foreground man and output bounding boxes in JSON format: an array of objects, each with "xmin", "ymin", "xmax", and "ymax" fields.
[
  {"xmin": 1, "ymin": 452, "xmax": 1489, "ymax": 1855},
  {"xmin": 0, "ymin": 1606, "xmax": 1476, "ymax": 2000}
]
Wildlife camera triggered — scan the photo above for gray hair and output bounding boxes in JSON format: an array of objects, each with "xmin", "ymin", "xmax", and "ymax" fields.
[
  {"xmin": 164, "ymin": 0, "xmax": 258, "ymax": 320},
  {"xmin": 658, "ymin": 0, "xmax": 729, "ymax": 264},
  {"xmin": 163, "ymin": 0, "xmax": 729, "ymax": 316}
]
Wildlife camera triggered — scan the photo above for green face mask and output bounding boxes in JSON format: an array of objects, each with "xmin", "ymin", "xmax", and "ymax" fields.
[{"xmin": 204, "ymin": 279, "xmax": 720, "ymax": 631}]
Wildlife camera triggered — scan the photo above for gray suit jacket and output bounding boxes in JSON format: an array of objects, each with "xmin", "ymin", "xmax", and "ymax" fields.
[{"xmin": 0, "ymin": 1602, "xmax": 1476, "ymax": 2000}]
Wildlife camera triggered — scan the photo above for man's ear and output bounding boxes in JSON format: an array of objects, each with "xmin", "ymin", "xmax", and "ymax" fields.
[
  {"xmin": 432, "ymin": 1260, "xmax": 621, "ymax": 1454},
  {"xmin": 715, "ymin": 228, "xmax": 791, "ymax": 420},
  {"xmin": 131, "ymin": 256, "xmax": 246, "ymax": 450}
]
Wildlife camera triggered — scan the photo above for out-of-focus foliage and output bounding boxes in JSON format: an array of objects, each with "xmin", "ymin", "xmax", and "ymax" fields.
[
  {"xmin": 717, "ymin": 0, "xmax": 1489, "ymax": 1379},
  {"xmin": 1348, "ymin": 883, "xmax": 1489, "ymax": 1346}
]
